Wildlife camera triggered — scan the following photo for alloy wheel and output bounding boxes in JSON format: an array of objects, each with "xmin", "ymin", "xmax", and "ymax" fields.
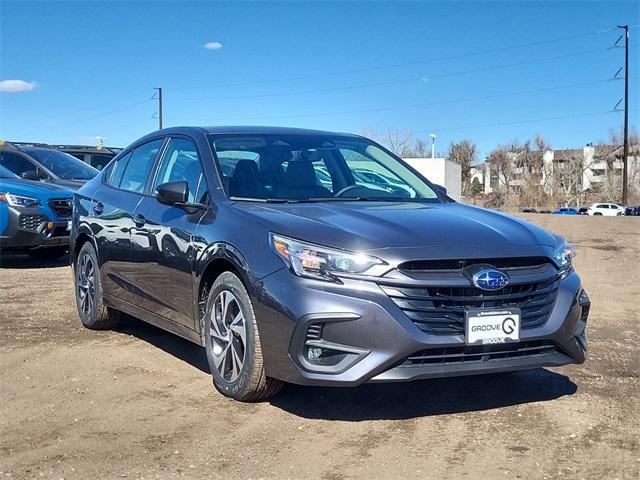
[
  {"xmin": 210, "ymin": 290, "xmax": 247, "ymax": 382},
  {"xmin": 77, "ymin": 253, "xmax": 96, "ymax": 316}
]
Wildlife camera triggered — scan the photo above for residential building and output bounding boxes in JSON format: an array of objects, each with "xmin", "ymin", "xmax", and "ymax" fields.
[{"xmin": 483, "ymin": 145, "xmax": 639, "ymax": 197}]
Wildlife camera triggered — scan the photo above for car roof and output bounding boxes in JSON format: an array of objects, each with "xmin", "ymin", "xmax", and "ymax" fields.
[
  {"xmin": 138, "ymin": 125, "xmax": 362, "ymax": 139},
  {"xmin": 18, "ymin": 146, "xmax": 74, "ymax": 154}
]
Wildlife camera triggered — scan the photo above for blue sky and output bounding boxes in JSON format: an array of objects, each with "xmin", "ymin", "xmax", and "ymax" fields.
[{"xmin": 1, "ymin": 0, "xmax": 638, "ymax": 160}]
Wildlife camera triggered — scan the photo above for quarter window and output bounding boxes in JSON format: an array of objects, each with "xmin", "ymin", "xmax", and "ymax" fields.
[
  {"xmin": 106, "ymin": 152, "xmax": 131, "ymax": 187},
  {"xmin": 117, "ymin": 139, "xmax": 164, "ymax": 193},
  {"xmin": 153, "ymin": 138, "xmax": 205, "ymax": 203}
]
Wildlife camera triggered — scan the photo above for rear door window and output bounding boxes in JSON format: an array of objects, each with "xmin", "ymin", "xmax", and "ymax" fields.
[{"xmin": 117, "ymin": 139, "xmax": 164, "ymax": 193}]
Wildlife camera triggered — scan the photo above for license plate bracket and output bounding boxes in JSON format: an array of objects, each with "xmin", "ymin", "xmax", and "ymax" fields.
[{"xmin": 465, "ymin": 308, "xmax": 521, "ymax": 345}]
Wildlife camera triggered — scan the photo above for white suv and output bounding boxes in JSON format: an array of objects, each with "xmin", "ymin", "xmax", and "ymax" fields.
[{"xmin": 587, "ymin": 203, "xmax": 625, "ymax": 216}]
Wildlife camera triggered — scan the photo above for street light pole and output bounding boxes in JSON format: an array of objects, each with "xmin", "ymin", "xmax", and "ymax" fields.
[{"xmin": 429, "ymin": 133, "xmax": 437, "ymax": 159}]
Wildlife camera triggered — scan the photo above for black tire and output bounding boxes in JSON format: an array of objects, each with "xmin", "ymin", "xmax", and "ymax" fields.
[
  {"xmin": 204, "ymin": 271, "xmax": 283, "ymax": 402},
  {"xmin": 27, "ymin": 246, "xmax": 67, "ymax": 261},
  {"xmin": 594, "ymin": 212, "xmax": 602, "ymax": 216},
  {"xmin": 74, "ymin": 241, "xmax": 120, "ymax": 330}
]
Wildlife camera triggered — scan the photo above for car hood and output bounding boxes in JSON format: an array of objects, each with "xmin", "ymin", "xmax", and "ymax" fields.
[
  {"xmin": 54, "ymin": 178, "xmax": 86, "ymax": 191},
  {"xmin": 233, "ymin": 201, "xmax": 560, "ymax": 261},
  {"xmin": 0, "ymin": 178, "xmax": 74, "ymax": 199}
]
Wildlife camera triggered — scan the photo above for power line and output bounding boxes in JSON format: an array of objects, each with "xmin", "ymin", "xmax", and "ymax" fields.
[
  {"xmin": 411, "ymin": 109, "xmax": 637, "ymax": 134},
  {"xmin": 170, "ymin": 47, "xmax": 614, "ymax": 101},
  {"xmin": 166, "ymin": 26, "xmax": 624, "ymax": 91},
  {"xmin": 24, "ymin": 97, "xmax": 153, "ymax": 137},
  {"xmin": 178, "ymin": 78, "xmax": 614, "ymax": 122},
  {"xmin": 9, "ymin": 89, "xmax": 153, "ymax": 131},
  {"xmin": 97, "ymin": 117, "xmax": 156, "ymax": 135}
]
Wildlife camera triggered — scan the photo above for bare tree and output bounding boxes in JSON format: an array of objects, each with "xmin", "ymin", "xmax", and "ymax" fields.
[
  {"xmin": 487, "ymin": 146, "xmax": 515, "ymax": 194},
  {"xmin": 598, "ymin": 128, "xmax": 640, "ymax": 202},
  {"xmin": 362, "ymin": 126, "xmax": 444, "ymax": 158},
  {"xmin": 518, "ymin": 135, "xmax": 550, "ymax": 208},
  {"xmin": 552, "ymin": 149, "xmax": 591, "ymax": 206},
  {"xmin": 446, "ymin": 140, "xmax": 477, "ymax": 196}
]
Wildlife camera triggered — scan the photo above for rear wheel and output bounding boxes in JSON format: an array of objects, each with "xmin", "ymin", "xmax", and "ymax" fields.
[
  {"xmin": 204, "ymin": 271, "xmax": 282, "ymax": 401},
  {"xmin": 27, "ymin": 246, "xmax": 67, "ymax": 261},
  {"xmin": 75, "ymin": 242, "xmax": 120, "ymax": 330}
]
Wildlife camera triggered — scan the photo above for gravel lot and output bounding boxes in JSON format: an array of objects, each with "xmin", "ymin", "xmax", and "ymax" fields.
[{"xmin": 1, "ymin": 215, "xmax": 638, "ymax": 480}]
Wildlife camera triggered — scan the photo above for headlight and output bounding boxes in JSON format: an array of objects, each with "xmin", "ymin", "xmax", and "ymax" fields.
[
  {"xmin": 0, "ymin": 193, "xmax": 41, "ymax": 208},
  {"xmin": 270, "ymin": 234, "xmax": 384, "ymax": 281},
  {"xmin": 552, "ymin": 241, "xmax": 576, "ymax": 271}
]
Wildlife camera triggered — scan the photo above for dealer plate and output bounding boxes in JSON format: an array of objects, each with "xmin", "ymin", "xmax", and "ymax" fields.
[{"xmin": 465, "ymin": 308, "xmax": 521, "ymax": 345}]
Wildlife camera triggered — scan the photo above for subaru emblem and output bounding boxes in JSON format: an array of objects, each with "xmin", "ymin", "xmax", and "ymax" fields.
[{"xmin": 472, "ymin": 268, "xmax": 509, "ymax": 291}]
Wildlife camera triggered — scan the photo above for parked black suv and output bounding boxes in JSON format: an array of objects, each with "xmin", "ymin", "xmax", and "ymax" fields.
[
  {"xmin": 54, "ymin": 144, "xmax": 121, "ymax": 170},
  {"xmin": 0, "ymin": 142, "xmax": 99, "ymax": 190},
  {"xmin": 71, "ymin": 127, "xmax": 589, "ymax": 401}
]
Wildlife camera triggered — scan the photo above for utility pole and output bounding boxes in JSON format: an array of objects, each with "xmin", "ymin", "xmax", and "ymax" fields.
[
  {"xmin": 154, "ymin": 87, "xmax": 163, "ymax": 130},
  {"xmin": 617, "ymin": 25, "xmax": 629, "ymax": 205}
]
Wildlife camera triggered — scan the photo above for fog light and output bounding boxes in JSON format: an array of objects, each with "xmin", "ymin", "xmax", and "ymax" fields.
[
  {"xmin": 303, "ymin": 345, "xmax": 350, "ymax": 367},
  {"xmin": 306, "ymin": 347, "xmax": 323, "ymax": 360},
  {"xmin": 47, "ymin": 221, "xmax": 54, "ymax": 230}
]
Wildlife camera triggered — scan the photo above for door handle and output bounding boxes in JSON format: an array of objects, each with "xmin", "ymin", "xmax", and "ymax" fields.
[
  {"xmin": 93, "ymin": 202, "xmax": 104, "ymax": 215},
  {"xmin": 133, "ymin": 213, "xmax": 146, "ymax": 227}
]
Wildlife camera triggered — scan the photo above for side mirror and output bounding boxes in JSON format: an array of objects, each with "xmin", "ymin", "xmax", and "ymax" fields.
[
  {"xmin": 434, "ymin": 184, "xmax": 448, "ymax": 195},
  {"xmin": 156, "ymin": 180, "xmax": 189, "ymax": 206},
  {"xmin": 22, "ymin": 171, "xmax": 45, "ymax": 181}
]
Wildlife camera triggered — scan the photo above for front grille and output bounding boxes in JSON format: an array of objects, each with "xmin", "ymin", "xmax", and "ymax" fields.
[
  {"xmin": 19, "ymin": 214, "xmax": 46, "ymax": 231},
  {"xmin": 48, "ymin": 198, "xmax": 72, "ymax": 218},
  {"xmin": 399, "ymin": 257, "xmax": 551, "ymax": 272},
  {"xmin": 381, "ymin": 259, "xmax": 560, "ymax": 335},
  {"xmin": 399, "ymin": 340, "xmax": 559, "ymax": 367}
]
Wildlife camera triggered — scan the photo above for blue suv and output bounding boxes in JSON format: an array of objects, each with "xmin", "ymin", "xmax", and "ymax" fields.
[{"xmin": 0, "ymin": 165, "xmax": 73, "ymax": 260}]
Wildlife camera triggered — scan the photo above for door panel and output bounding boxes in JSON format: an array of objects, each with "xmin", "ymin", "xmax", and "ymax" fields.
[
  {"xmin": 128, "ymin": 136, "xmax": 208, "ymax": 329},
  {"xmin": 93, "ymin": 138, "xmax": 165, "ymax": 305},
  {"xmin": 93, "ymin": 185, "xmax": 143, "ymax": 304},
  {"xmin": 130, "ymin": 199, "xmax": 205, "ymax": 327}
]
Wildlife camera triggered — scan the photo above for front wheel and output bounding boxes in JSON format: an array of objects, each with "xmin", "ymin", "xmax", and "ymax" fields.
[
  {"xmin": 204, "ymin": 271, "xmax": 283, "ymax": 401},
  {"xmin": 75, "ymin": 241, "xmax": 120, "ymax": 330}
]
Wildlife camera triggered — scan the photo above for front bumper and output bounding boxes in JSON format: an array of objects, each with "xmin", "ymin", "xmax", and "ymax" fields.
[
  {"xmin": 0, "ymin": 206, "xmax": 69, "ymax": 250},
  {"xmin": 252, "ymin": 268, "xmax": 589, "ymax": 386}
]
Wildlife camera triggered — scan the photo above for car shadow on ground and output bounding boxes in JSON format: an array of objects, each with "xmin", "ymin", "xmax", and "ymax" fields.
[
  {"xmin": 271, "ymin": 369, "xmax": 577, "ymax": 420},
  {"xmin": 0, "ymin": 252, "xmax": 70, "ymax": 269},
  {"xmin": 114, "ymin": 315, "xmax": 210, "ymax": 373},
  {"xmin": 115, "ymin": 316, "xmax": 578, "ymax": 420}
]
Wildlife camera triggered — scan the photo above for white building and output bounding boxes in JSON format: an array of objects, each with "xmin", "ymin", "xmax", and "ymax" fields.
[{"xmin": 403, "ymin": 157, "xmax": 462, "ymax": 200}]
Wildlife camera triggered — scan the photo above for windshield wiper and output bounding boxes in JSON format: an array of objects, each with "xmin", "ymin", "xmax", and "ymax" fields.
[{"xmin": 230, "ymin": 196, "xmax": 426, "ymax": 204}]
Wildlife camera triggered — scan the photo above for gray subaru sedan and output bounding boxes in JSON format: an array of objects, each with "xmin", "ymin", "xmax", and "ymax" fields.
[{"xmin": 71, "ymin": 126, "xmax": 589, "ymax": 401}]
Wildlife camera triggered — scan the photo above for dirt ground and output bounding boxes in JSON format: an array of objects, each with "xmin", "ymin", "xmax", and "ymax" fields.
[{"xmin": 1, "ymin": 215, "xmax": 638, "ymax": 480}]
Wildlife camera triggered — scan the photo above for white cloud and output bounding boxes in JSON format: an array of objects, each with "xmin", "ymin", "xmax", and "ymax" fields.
[
  {"xmin": 203, "ymin": 41, "xmax": 223, "ymax": 50},
  {"xmin": 0, "ymin": 79, "xmax": 37, "ymax": 93}
]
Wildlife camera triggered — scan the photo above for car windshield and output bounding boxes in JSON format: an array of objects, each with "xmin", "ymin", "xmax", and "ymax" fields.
[
  {"xmin": 209, "ymin": 134, "xmax": 441, "ymax": 202},
  {"xmin": 0, "ymin": 164, "xmax": 20, "ymax": 179},
  {"xmin": 25, "ymin": 149, "xmax": 99, "ymax": 180}
]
